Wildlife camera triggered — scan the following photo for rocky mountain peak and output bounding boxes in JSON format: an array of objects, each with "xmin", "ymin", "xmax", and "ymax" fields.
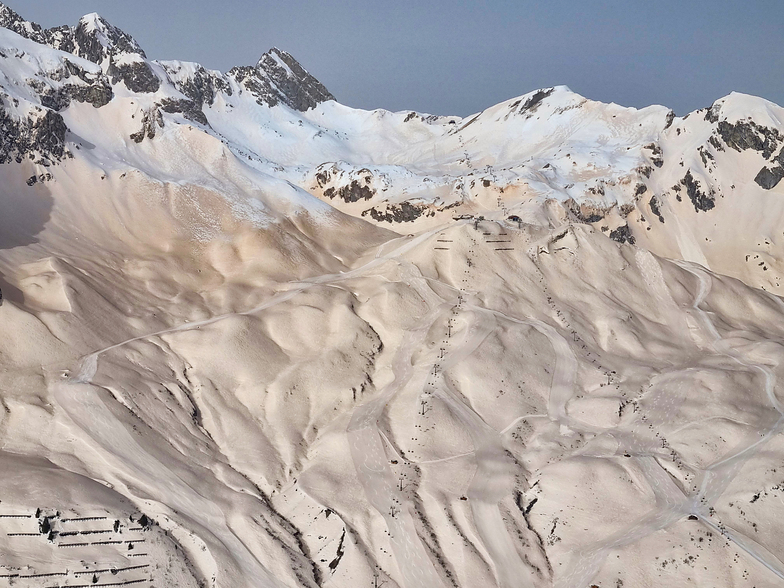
[
  {"xmin": 72, "ymin": 11, "xmax": 147, "ymax": 63},
  {"xmin": 254, "ymin": 46, "xmax": 335, "ymax": 111},
  {"xmin": 0, "ymin": 5, "xmax": 146, "ymax": 64},
  {"xmin": 0, "ymin": 5, "xmax": 159, "ymax": 94}
]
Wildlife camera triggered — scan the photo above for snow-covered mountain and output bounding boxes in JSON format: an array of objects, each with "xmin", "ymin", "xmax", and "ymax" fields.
[{"xmin": 1, "ymin": 4, "xmax": 783, "ymax": 588}]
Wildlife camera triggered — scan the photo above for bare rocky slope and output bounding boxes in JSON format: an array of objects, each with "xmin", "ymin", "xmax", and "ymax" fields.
[{"xmin": 0, "ymin": 4, "xmax": 783, "ymax": 588}]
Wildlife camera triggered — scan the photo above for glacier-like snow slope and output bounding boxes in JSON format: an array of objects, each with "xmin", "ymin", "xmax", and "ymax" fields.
[{"xmin": 1, "ymin": 4, "xmax": 784, "ymax": 588}]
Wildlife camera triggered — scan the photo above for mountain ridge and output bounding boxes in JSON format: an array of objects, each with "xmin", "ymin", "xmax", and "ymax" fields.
[{"xmin": 1, "ymin": 2, "xmax": 783, "ymax": 299}]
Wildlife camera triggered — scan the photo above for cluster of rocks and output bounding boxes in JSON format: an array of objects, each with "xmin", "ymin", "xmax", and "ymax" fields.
[
  {"xmin": 703, "ymin": 109, "xmax": 784, "ymax": 190},
  {"xmin": 609, "ymin": 223, "xmax": 635, "ymax": 245},
  {"xmin": 506, "ymin": 87, "xmax": 555, "ymax": 119},
  {"xmin": 129, "ymin": 98, "xmax": 210, "ymax": 143},
  {"xmin": 678, "ymin": 169, "xmax": 715, "ymax": 212},
  {"xmin": 0, "ymin": 102, "xmax": 68, "ymax": 164},
  {"xmin": 315, "ymin": 165, "xmax": 377, "ymax": 203},
  {"xmin": 160, "ymin": 62, "xmax": 232, "ymax": 110},
  {"xmin": 129, "ymin": 107, "xmax": 164, "ymax": 143},
  {"xmin": 362, "ymin": 201, "xmax": 433, "ymax": 223}
]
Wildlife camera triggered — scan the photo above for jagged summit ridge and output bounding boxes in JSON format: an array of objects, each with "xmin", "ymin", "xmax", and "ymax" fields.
[
  {"xmin": 0, "ymin": 2, "xmax": 333, "ymax": 108},
  {"xmin": 0, "ymin": 4, "xmax": 145, "ymax": 62}
]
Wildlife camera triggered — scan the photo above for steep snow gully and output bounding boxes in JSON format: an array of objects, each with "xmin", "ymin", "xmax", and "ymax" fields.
[{"xmin": 49, "ymin": 209, "xmax": 784, "ymax": 587}]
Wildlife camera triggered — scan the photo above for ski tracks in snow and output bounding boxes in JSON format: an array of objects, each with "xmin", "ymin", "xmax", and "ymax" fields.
[
  {"xmin": 556, "ymin": 259, "xmax": 784, "ymax": 587},
  {"xmin": 55, "ymin": 220, "xmax": 784, "ymax": 587}
]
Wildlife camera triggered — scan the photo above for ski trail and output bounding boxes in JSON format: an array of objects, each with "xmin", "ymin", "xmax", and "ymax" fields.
[
  {"xmin": 428, "ymin": 308, "xmax": 537, "ymax": 588},
  {"xmin": 547, "ymin": 254, "xmax": 784, "ymax": 586},
  {"xmin": 478, "ymin": 306, "xmax": 579, "ymax": 429},
  {"xmin": 557, "ymin": 260, "xmax": 784, "ymax": 585},
  {"xmin": 59, "ymin": 218, "xmax": 784, "ymax": 587},
  {"xmin": 347, "ymin": 303, "xmax": 449, "ymax": 588},
  {"xmin": 71, "ymin": 220, "xmax": 468, "ymax": 384}
]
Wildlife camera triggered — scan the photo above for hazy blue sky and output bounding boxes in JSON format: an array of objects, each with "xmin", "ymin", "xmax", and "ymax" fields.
[{"xmin": 13, "ymin": 0, "xmax": 784, "ymax": 117}]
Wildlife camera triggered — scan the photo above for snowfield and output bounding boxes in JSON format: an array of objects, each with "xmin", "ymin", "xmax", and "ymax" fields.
[{"xmin": 1, "ymin": 3, "xmax": 784, "ymax": 587}]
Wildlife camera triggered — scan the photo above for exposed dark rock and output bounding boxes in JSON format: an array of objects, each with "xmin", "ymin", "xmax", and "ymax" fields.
[
  {"xmin": 564, "ymin": 198, "xmax": 606, "ymax": 223},
  {"xmin": 258, "ymin": 47, "xmax": 334, "ymax": 110},
  {"xmin": 1, "ymin": 7, "xmax": 156, "ymax": 95},
  {"xmin": 634, "ymin": 183, "xmax": 647, "ymax": 196},
  {"xmin": 524, "ymin": 497, "xmax": 538, "ymax": 516},
  {"xmin": 664, "ymin": 110, "xmax": 676, "ymax": 129},
  {"xmin": 107, "ymin": 58, "xmax": 160, "ymax": 93},
  {"xmin": 39, "ymin": 77, "xmax": 113, "ymax": 111},
  {"xmin": 38, "ymin": 517, "xmax": 51, "ymax": 534},
  {"xmin": 716, "ymin": 120, "xmax": 782, "ymax": 159},
  {"xmin": 67, "ymin": 79, "xmax": 113, "ymax": 107},
  {"xmin": 159, "ymin": 98, "xmax": 208, "ymax": 126},
  {"xmin": 708, "ymin": 135, "xmax": 725, "ymax": 152},
  {"xmin": 363, "ymin": 201, "xmax": 429, "ymax": 223},
  {"xmin": 0, "ymin": 3, "xmax": 47, "ymax": 42},
  {"xmin": 69, "ymin": 13, "xmax": 147, "ymax": 64},
  {"xmin": 0, "ymin": 6, "xmax": 147, "ymax": 66},
  {"xmin": 754, "ymin": 166, "xmax": 784, "ymax": 190},
  {"xmin": 44, "ymin": 25, "xmax": 75, "ymax": 54},
  {"xmin": 637, "ymin": 165, "xmax": 653, "ymax": 178},
  {"xmin": 0, "ymin": 103, "xmax": 69, "ymax": 164},
  {"xmin": 404, "ymin": 112, "xmax": 417, "ymax": 122},
  {"xmin": 314, "ymin": 168, "xmax": 331, "ymax": 188},
  {"xmin": 231, "ymin": 48, "xmax": 334, "ymax": 112},
  {"xmin": 698, "ymin": 145, "xmax": 715, "ymax": 167},
  {"xmin": 643, "ymin": 143, "xmax": 664, "ymax": 168},
  {"xmin": 32, "ymin": 109, "xmax": 67, "ymax": 159},
  {"xmin": 161, "ymin": 64, "xmax": 231, "ymax": 108},
  {"xmin": 231, "ymin": 65, "xmax": 271, "ymax": 104},
  {"xmin": 520, "ymin": 88, "xmax": 554, "ymax": 114},
  {"xmin": 586, "ymin": 183, "xmax": 606, "ymax": 197},
  {"xmin": 324, "ymin": 178, "xmax": 374, "ymax": 203},
  {"xmin": 0, "ymin": 105, "xmax": 28, "ymax": 164},
  {"xmin": 2, "ymin": 8, "xmax": 333, "ymax": 114},
  {"xmin": 39, "ymin": 87, "xmax": 71, "ymax": 111},
  {"xmin": 680, "ymin": 170, "xmax": 715, "ymax": 212},
  {"xmin": 649, "ymin": 196, "xmax": 664, "ymax": 223},
  {"xmin": 704, "ymin": 103, "xmax": 721, "ymax": 123},
  {"xmin": 609, "ymin": 224, "xmax": 635, "ymax": 245},
  {"xmin": 26, "ymin": 172, "xmax": 52, "ymax": 185},
  {"xmin": 130, "ymin": 107, "xmax": 163, "ymax": 143},
  {"xmin": 551, "ymin": 230, "xmax": 568, "ymax": 243},
  {"xmin": 328, "ymin": 529, "xmax": 346, "ymax": 572}
]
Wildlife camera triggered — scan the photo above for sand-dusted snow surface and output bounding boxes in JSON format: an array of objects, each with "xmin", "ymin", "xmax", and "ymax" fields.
[{"xmin": 1, "ymin": 6, "xmax": 784, "ymax": 587}]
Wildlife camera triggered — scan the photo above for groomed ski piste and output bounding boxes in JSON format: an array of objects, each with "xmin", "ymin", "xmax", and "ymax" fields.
[{"xmin": 1, "ymin": 3, "xmax": 784, "ymax": 587}]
